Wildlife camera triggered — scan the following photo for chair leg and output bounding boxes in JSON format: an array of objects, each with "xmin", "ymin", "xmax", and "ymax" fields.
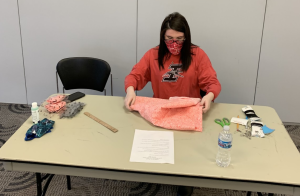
[
  {"xmin": 56, "ymin": 72, "xmax": 59, "ymax": 93},
  {"xmin": 111, "ymin": 73, "xmax": 113, "ymax": 96},
  {"xmin": 247, "ymin": 192, "xmax": 273, "ymax": 196},
  {"xmin": 66, "ymin": 175, "xmax": 71, "ymax": 190},
  {"xmin": 41, "ymin": 174, "xmax": 54, "ymax": 196},
  {"xmin": 36, "ymin": 173, "xmax": 42, "ymax": 196}
]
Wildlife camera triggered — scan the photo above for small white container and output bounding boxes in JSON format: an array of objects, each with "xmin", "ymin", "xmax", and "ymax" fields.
[{"xmin": 31, "ymin": 102, "xmax": 39, "ymax": 124}]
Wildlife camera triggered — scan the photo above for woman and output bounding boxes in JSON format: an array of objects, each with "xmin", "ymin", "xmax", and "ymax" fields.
[
  {"xmin": 124, "ymin": 12, "xmax": 221, "ymax": 196},
  {"xmin": 124, "ymin": 12, "xmax": 221, "ymax": 114}
]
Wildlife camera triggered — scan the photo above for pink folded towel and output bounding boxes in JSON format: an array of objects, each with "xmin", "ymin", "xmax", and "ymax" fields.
[{"xmin": 131, "ymin": 96, "xmax": 203, "ymax": 132}]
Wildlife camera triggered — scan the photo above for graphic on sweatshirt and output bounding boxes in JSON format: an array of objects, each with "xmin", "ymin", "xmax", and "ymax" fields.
[{"xmin": 162, "ymin": 62, "xmax": 184, "ymax": 82}]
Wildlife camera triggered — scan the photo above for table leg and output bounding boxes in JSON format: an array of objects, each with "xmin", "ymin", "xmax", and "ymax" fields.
[{"xmin": 36, "ymin": 173, "xmax": 42, "ymax": 196}]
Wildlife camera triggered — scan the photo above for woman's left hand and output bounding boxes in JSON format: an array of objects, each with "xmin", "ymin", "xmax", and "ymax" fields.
[{"xmin": 200, "ymin": 92, "xmax": 214, "ymax": 113}]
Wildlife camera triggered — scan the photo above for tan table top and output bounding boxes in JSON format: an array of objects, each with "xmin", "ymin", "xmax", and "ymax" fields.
[{"xmin": 0, "ymin": 95, "xmax": 299, "ymax": 186}]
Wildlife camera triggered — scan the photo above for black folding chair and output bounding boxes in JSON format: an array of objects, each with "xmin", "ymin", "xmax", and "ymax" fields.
[
  {"xmin": 56, "ymin": 57, "xmax": 112, "ymax": 95},
  {"xmin": 200, "ymin": 89, "xmax": 206, "ymax": 98},
  {"xmin": 35, "ymin": 57, "xmax": 112, "ymax": 196}
]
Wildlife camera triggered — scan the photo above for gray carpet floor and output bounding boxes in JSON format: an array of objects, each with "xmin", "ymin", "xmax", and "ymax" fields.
[{"xmin": 0, "ymin": 103, "xmax": 299, "ymax": 196}]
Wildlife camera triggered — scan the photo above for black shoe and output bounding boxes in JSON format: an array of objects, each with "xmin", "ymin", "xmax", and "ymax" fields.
[{"xmin": 177, "ymin": 186, "xmax": 193, "ymax": 196}]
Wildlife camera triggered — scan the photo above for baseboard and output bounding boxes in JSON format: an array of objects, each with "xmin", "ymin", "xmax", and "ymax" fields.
[{"xmin": 283, "ymin": 122, "xmax": 300, "ymax": 126}]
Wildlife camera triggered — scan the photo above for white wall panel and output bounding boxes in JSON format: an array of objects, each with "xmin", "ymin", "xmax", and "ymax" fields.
[
  {"xmin": 255, "ymin": 0, "xmax": 300, "ymax": 123},
  {"xmin": 0, "ymin": 0, "xmax": 26, "ymax": 104},
  {"xmin": 19, "ymin": 0, "xmax": 137, "ymax": 103}
]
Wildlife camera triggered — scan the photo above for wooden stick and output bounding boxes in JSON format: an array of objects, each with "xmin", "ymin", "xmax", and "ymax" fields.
[{"xmin": 84, "ymin": 112, "xmax": 118, "ymax": 133}]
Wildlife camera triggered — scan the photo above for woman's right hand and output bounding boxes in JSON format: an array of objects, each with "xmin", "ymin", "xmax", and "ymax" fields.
[{"xmin": 124, "ymin": 86, "xmax": 136, "ymax": 111}]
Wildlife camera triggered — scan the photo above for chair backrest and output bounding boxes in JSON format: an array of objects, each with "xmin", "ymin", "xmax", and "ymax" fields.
[
  {"xmin": 200, "ymin": 89, "xmax": 206, "ymax": 98},
  {"xmin": 56, "ymin": 57, "xmax": 111, "ymax": 92}
]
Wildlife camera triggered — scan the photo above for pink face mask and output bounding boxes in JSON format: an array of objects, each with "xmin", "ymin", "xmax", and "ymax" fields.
[{"xmin": 165, "ymin": 40, "xmax": 184, "ymax": 55}]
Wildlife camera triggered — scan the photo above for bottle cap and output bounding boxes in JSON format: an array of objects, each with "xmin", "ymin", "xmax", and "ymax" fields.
[
  {"xmin": 32, "ymin": 102, "xmax": 38, "ymax": 108},
  {"xmin": 223, "ymin": 125, "xmax": 230, "ymax": 131}
]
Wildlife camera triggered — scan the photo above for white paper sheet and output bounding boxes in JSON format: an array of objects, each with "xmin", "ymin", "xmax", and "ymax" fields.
[{"xmin": 130, "ymin": 129, "xmax": 174, "ymax": 164}]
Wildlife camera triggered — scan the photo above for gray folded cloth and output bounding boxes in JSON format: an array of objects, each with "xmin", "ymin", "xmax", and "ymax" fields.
[{"xmin": 60, "ymin": 102, "xmax": 85, "ymax": 118}]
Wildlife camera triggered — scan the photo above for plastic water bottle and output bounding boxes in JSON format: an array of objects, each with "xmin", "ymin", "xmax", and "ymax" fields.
[
  {"xmin": 31, "ymin": 102, "xmax": 39, "ymax": 124},
  {"xmin": 216, "ymin": 125, "xmax": 232, "ymax": 167}
]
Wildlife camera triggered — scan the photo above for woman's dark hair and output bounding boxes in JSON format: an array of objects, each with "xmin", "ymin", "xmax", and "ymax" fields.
[{"xmin": 158, "ymin": 12, "xmax": 196, "ymax": 72}]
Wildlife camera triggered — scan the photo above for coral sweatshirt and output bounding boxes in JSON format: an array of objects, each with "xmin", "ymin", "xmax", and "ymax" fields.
[{"xmin": 125, "ymin": 46, "xmax": 221, "ymax": 100}]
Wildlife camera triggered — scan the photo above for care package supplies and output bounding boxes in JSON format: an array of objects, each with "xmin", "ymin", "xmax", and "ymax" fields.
[
  {"xmin": 242, "ymin": 106, "xmax": 261, "ymax": 121},
  {"xmin": 25, "ymin": 118, "xmax": 55, "ymax": 141},
  {"xmin": 44, "ymin": 94, "xmax": 67, "ymax": 113},
  {"xmin": 46, "ymin": 94, "xmax": 67, "ymax": 104},
  {"xmin": 262, "ymin": 125, "xmax": 275, "ymax": 135},
  {"xmin": 45, "ymin": 101, "xmax": 66, "ymax": 113},
  {"xmin": 250, "ymin": 120, "xmax": 264, "ymax": 138},
  {"xmin": 131, "ymin": 96, "xmax": 202, "ymax": 131},
  {"xmin": 231, "ymin": 117, "xmax": 248, "ymax": 126},
  {"xmin": 60, "ymin": 102, "xmax": 86, "ymax": 118}
]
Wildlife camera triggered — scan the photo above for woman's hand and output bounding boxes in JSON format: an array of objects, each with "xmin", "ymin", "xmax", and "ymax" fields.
[
  {"xmin": 200, "ymin": 92, "xmax": 214, "ymax": 113},
  {"xmin": 124, "ymin": 86, "xmax": 136, "ymax": 111}
]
